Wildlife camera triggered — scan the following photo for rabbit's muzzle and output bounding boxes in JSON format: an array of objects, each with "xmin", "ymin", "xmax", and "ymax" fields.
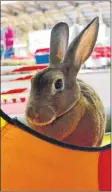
[{"xmin": 25, "ymin": 104, "xmax": 56, "ymax": 126}]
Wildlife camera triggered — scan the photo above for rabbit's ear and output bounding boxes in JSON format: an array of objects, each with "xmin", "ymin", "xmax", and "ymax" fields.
[
  {"xmin": 50, "ymin": 22, "xmax": 69, "ymax": 65},
  {"xmin": 64, "ymin": 17, "xmax": 99, "ymax": 73}
]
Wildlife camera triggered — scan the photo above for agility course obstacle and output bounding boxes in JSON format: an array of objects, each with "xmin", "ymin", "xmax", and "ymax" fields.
[
  {"xmin": 1, "ymin": 110, "xmax": 111, "ymax": 191},
  {"xmin": 1, "ymin": 64, "xmax": 48, "ymax": 75}
]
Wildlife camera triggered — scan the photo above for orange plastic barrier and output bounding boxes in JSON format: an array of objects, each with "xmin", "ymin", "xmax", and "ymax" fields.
[{"xmin": 1, "ymin": 109, "xmax": 111, "ymax": 191}]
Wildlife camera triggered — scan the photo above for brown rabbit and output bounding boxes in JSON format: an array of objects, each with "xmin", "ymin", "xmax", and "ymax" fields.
[{"xmin": 25, "ymin": 17, "xmax": 106, "ymax": 147}]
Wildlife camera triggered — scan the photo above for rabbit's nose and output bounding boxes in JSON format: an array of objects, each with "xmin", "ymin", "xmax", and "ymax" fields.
[
  {"xmin": 26, "ymin": 106, "xmax": 37, "ymax": 119},
  {"xmin": 34, "ymin": 114, "xmax": 38, "ymax": 119},
  {"xmin": 30, "ymin": 113, "xmax": 39, "ymax": 119}
]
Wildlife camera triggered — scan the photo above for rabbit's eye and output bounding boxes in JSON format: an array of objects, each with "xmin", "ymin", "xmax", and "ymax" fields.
[{"xmin": 54, "ymin": 79, "xmax": 64, "ymax": 91}]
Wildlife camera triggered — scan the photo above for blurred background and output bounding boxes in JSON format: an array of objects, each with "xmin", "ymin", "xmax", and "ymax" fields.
[{"xmin": 1, "ymin": 1, "xmax": 111, "ymax": 131}]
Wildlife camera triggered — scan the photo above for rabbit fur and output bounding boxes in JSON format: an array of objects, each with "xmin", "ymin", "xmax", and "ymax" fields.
[{"xmin": 25, "ymin": 17, "xmax": 106, "ymax": 147}]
